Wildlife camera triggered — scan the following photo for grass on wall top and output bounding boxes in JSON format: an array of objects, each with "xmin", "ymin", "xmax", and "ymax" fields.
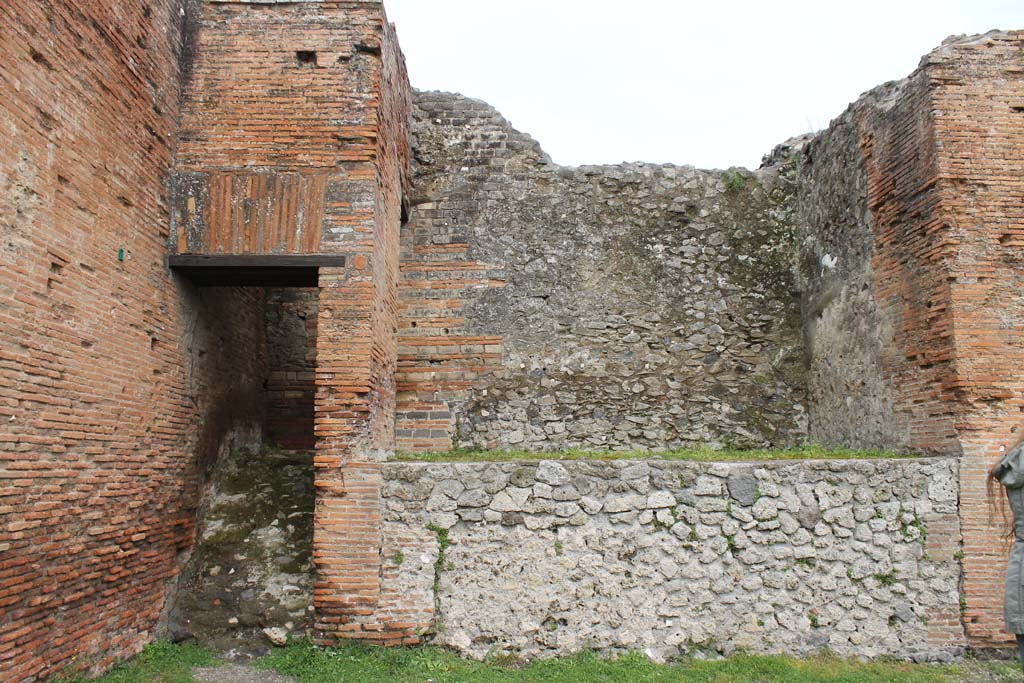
[{"xmin": 391, "ymin": 444, "xmax": 921, "ymax": 464}]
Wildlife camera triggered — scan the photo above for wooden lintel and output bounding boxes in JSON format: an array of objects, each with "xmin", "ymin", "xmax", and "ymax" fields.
[{"xmin": 168, "ymin": 254, "xmax": 346, "ymax": 287}]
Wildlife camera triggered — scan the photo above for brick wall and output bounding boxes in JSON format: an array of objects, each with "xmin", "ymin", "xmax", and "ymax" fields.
[
  {"xmin": 264, "ymin": 288, "xmax": 318, "ymax": 451},
  {"xmin": 170, "ymin": 0, "xmax": 388, "ymax": 256},
  {"xmin": 165, "ymin": 0, "xmax": 411, "ymax": 646},
  {"xmin": 0, "ymin": 1, "xmax": 270, "ymax": 680},
  {"xmin": 797, "ymin": 69, "xmax": 962, "ymax": 456},
  {"xmin": 314, "ymin": 7, "xmax": 414, "ymax": 645},
  {"xmin": 927, "ymin": 33, "xmax": 1024, "ymax": 646},
  {"xmin": 396, "ymin": 94, "xmax": 507, "ymax": 454}
]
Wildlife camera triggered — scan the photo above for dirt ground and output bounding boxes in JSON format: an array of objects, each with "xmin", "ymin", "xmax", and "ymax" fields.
[{"xmin": 168, "ymin": 448, "xmax": 315, "ymax": 660}]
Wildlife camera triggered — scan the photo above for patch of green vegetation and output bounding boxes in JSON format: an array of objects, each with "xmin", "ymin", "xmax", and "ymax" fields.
[
  {"xmin": 896, "ymin": 503, "xmax": 928, "ymax": 544},
  {"xmin": 57, "ymin": 641, "xmax": 216, "ymax": 683},
  {"xmin": 874, "ymin": 572, "xmax": 898, "ymax": 587},
  {"xmin": 391, "ymin": 550, "xmax": 405, "ymax": 566},
  {"xmin": 554, "ymin": 541, "xmax": 564, "ymax": 556},
  {"xmin": 392, "ymin": 444, "xmax": 918, "ymax": 464},
  {"xmin": 846, "ymin": 567, "xmax": 863, "ymax": 585},
  {"xmin": 907, "ymin": 515, "xmax": 927, "ymax": 542},
  {"xmin": 724, "ymin": 533, "xmax": 737, "ymax": 553},
  {"xmin": 426, "ymin": 524, "xmax": 451, "ymax": 631},
  {"xmin": 54, "ymin": 640, "xmax": 1024, "ymax": 683},
  {"xmin": 256, "ymin": 639, "xmax": 1001, "ymax": 683},
  {"xmin": 721, "ymin": 169, "xmax": 748, "ymax": 193}
]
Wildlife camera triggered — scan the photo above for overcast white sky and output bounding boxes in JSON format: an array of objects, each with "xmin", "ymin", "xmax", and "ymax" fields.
[{"xmin": 383, "ymin": 1, "xmax": 1024, "ymax": 170}]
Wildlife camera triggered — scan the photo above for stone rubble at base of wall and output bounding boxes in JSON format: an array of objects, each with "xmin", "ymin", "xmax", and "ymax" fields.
[{"xmin": 382, "ymin": 457, "xmax": 964, "ymax": 663}]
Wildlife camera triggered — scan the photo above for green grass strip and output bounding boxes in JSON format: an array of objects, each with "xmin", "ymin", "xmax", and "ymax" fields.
[
  {"xmin": 56, "ymin": 641, "xmax": 217, "ymax": 683},
  {"xmin": 391, "ymin": 444, "xmax": 922, "ymax": 464},
  {"xmin": 257, "ymin": 640, "xmax": 1014, "ymax": 683},
  {"xmin": 54, "ymin": 640, "xmax": 1019, "ymax": 682}
]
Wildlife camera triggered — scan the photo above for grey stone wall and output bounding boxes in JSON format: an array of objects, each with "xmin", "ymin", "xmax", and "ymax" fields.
[
  {"xmin": 381, "ymin": 457, "xmax": 963, "ymax": 661},
  {"xmin": 403, "ymin": 91, "xmax": 808, "ymax": 452}
]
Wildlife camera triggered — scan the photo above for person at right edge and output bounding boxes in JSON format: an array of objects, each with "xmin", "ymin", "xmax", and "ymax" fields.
[{"xmin": 990, "ymin": 429, "xmax": 1024, "ymax": 676}]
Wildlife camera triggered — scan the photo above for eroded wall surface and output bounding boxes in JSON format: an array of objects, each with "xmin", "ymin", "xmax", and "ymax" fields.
[
  {"xmin": 167, "ymin": 446, "xmax": 315, "ymax": 656},
  {"xmin": 796, "ymin": 70, "xmax": 959, "ymax": 457},
  {"xmin": 0, "ymin": 1, "xmax": 270, "ymax": 679},
  {"xmin": 381, "ymin": 458, "xmax": 964, "ymax": 661},
  {"xmin": 398, "ymin": 91, "xmax": 808, "ymax": 454}
]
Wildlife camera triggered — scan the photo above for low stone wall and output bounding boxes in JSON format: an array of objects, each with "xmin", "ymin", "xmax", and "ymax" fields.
[{"xmin": 381, "ymin": 457, "xmax": 964, "ymax": 662}]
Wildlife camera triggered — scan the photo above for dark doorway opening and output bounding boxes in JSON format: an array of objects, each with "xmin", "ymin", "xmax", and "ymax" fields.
[
  {"xmin": 264, "ymin": 288, "xmax": 318, "ymax": 451},
  {"xmin": 166, "ymin": 266, "xmax": 322, "ymax": 658}
]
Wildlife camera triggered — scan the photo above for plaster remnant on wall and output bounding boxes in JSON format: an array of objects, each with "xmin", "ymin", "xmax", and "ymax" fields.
[{"xmin": 1, "ymin": 148, "xmax": 38, "ymax": 261}]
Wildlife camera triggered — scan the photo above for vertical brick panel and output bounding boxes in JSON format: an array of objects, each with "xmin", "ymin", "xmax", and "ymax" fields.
[
  {"xmin": 856, "ymin": 72, "xmax": 961, "ymax": 459},
  {"xmin": 850, "ymin": 32, "xmax": 1024, "ymax": 648},
  {"xmin": 314, "ymin": 263, "xmax": 381, "ymax": 633},
  {"xmin": 927, "ymin": 33, "xmax": 1024, "ymax": 647},
  {"xmin": 313, "ymin": 5, "xmax": 420, "ymax": 643}
]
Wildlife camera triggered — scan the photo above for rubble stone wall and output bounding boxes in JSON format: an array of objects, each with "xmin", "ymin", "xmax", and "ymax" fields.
[
  {"xmin": 380, "ymin": 457, "xmax": 964, "ymax": 661},
  {"xmin": 398, "ymin": 91, "xmax": 808, "ymax": 454}
]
